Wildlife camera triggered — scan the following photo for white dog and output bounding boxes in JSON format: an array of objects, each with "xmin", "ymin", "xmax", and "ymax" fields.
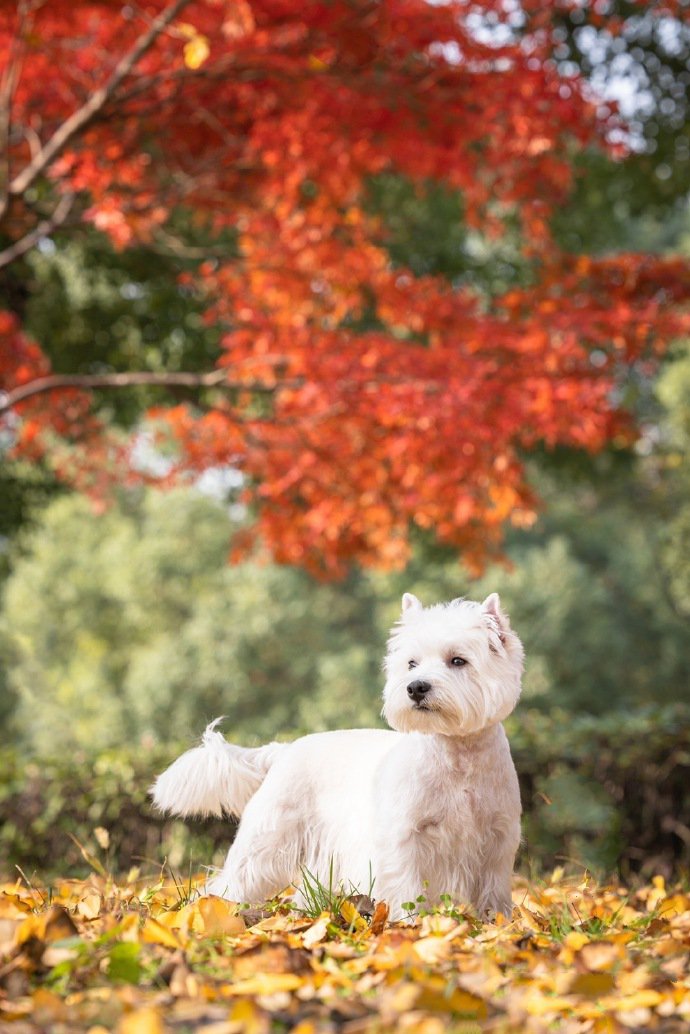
[{"xmin": 151, "ymin": 592, "xmax": 523, "ymax": 920}]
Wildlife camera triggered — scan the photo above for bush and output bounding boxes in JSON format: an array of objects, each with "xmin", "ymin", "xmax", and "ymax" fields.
[
  {"xmin": 2, "ymin": 706, "xmax": 689, "ymax": 884},
  {"xmin": 513, "ymin": 705, "xmax": 690, "ymax": 877}
]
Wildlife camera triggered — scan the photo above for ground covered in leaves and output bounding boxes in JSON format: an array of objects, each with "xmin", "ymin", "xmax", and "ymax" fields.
[{"xmin": 1, "ymin": 868, "xmax": 689, "ymax": 1033}]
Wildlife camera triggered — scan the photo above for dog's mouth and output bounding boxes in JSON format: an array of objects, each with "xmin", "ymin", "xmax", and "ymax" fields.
[{"xmin": 412, "ymin": 702, "xmax": 436, "ymax": 712}]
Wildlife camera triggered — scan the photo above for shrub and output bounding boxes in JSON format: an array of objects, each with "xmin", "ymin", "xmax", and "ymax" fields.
[{"xmin": 2, "ymin": 706, "xmax": 689, "ymax": 883}]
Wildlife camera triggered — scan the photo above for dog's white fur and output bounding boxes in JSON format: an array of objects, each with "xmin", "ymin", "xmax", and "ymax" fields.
[{"xmin": 151, "ymin": 592, "xmax": 523, "ymax": 919}]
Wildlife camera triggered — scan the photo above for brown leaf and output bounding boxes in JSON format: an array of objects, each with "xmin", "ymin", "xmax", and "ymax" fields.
[
  {"xmin": 569, "ymin": 971, "xmax": 616, "ymax": 997},
  {"xmin": 370, "ymin": 900, "xmax": 389, "ymax": 935},
  {"xmin": 347, "ymin": 894, "xmax": 375, "ymax": 918},
  {"xmin": 17, "ymin": 905, "xmax": 78, "ymax": 948}
]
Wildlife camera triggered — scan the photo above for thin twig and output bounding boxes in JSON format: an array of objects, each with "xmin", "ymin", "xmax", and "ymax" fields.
[{"xmin": 0, "ymin": 191, "xmax": 75, "ymax": 269}]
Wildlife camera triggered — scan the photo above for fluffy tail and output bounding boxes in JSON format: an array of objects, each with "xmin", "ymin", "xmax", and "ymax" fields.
[{"xmin": 150, "ymin": 718, "xmax": 285, "ymax": 819}]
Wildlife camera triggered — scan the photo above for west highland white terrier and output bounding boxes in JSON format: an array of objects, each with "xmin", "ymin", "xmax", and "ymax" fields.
[{"xmin": 151, "ymin": 592, "xmax": 523, "ymax": 920}]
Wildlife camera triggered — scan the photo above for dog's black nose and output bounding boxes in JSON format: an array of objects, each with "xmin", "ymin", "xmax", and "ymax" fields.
[{"xmin": 407, "ymin": 679, "xmax": 432, "ymax": 703}]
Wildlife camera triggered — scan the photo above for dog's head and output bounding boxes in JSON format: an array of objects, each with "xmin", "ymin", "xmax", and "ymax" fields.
[{"xmin": 382, "ymin": 593, "xmax": 524, "ymax": 736}]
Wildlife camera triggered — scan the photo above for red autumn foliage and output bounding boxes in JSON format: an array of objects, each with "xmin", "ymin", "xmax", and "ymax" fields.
[{"xmin": 1, "ymin": 0, "xmax": 689, "ymax": 573}]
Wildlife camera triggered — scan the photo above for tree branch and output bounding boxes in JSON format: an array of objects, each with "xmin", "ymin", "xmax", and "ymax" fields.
[
  {"xmin": 0, "ymin": 1, "xmax": 36, "ymax": 221},
  {"xmin": 0, "ymin": 191, "xmax": 75, "ymax": 269},
  {"xmin": 7, "ymin": 0, "xmax": 192, "ymax": 200},
  {"xmin": 0, "ymin": 369, "xmax": 286, "ymax": 416}
]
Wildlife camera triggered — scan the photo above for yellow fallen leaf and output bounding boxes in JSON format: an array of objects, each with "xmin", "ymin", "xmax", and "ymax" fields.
[
  {"xmin": 613, "ymin": 990, "xmax": 664, "ymax": 1011},
  {"xmin": 419, "ymin": 914, "xmax": 459, "ymax": 937},
  {"xmin": 340, "ymin": 899, "xmax": 367, "ymax": 932},
  {"xmin": 198, "ymin": 895, "xmax": 246, "ymax": 937},
  {"xmin": 659, "ymin": 893, "xmax": 690, "ymax": 918},
  {"xmin": 524, "ymin": 992, "xmax": 575, "ymax": 1016},
  {"xmin": 569, "ymin": 971, "xmax": 616, "ymax": 997},
  {"xmin": 564, "ymin": 930, "xmax": 589, "ymax": 951},
  {"xmin": 225, "ymin": 972, "xmax": 304, "ymax": 995},
  {"xmin": 416, "ymin": 983, "xmax": 487, "ymax": 1018},
  {"xmin": 17, "ymin": 905, "xmax": 78, "ymax": 946},
  {"xmin": 156, "ymin": 901, "xmax": 202, "ymax": 938},
  {"xmin": 228, "ymin": 998, "xmax": 265, "ymax": 1033},
  {"xmin": 141, "ymin": 917, "xmax": 183, "ymax": 949},
  {"xmin": 117, "ymin": 1006, "xmax": 165, "ymax": 1034},
  {"xmin": 0, "ymin": 893, "xmax": 33, "ymax": 917}
]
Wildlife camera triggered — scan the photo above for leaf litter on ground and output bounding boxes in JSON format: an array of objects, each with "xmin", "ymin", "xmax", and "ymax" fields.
[{"xmin": 0, "ymin": 865, "xmax": 689, "ymax": 1033}]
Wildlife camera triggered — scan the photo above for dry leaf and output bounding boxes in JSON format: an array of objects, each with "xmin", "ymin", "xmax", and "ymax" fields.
[
  {"xmin": 302, "ymin": 915, "xmax": 329, "ymax": 948},
  {"xmin": 198, "ymin": 896, "xmax": 246, "ymax": 937},
  {"xmin": 370, "ymin": 900, "xmax": 389, "ymax": 935},
  {"xmin": 141, "ymin": 917, "xmax": 183, "ymax": 949}
]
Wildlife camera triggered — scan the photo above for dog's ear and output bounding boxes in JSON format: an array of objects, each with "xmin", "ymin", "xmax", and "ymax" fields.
[
  {"xmin": 481, "ymin": 593, "xmax": 510, "ymax": 642},
  {"xmin": 402, "ymin": 592, "xmax": 422, "ymax": 614}
]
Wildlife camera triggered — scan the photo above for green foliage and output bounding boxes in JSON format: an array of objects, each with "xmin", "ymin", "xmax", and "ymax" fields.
[
  {"xmin": 373, "ymin": 461, "xmax": 689, "ymax": 715},
  {"xmin": 550, "ymin": 3, "xmax": 690, "ymax": 254},
  {"xmin": 23, "ymin": 230, "xmax": 224, "ymax": 427},
  {"xmin": 367, "ymin": 175, "xmax": 528, "ymax": 295},
  {"xmin": 0, "ymin": 488, "xmax": 382, "ymax": 754}
]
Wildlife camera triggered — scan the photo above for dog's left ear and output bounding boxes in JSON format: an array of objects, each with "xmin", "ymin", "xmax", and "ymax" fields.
[
  {"xmin": 481, "ymin": 593, "xmax": 510, "ymax": 643},
  {"xmin": 402, "ymin": 592, "xmax": 422, "ymax": 614}
]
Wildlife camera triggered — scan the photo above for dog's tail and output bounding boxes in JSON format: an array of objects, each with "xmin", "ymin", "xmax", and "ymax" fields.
[{"xmin": 150, "ymin": 718, "xmax": 285, "ymax": 819}]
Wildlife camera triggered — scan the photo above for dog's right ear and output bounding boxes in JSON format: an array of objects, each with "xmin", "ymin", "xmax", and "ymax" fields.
[{"xmin": 402, "ymin": 592, "xmax": 422, "ymax": 614}]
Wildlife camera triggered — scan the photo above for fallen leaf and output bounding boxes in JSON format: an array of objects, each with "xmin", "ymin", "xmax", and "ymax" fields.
[
  {"xmin": 141, "ymin": 917, "xmax": 183, "ymax": 949},
  {"xmin": 224, "ymin": 972, "xmax": 304, "ymax": 995},
  {"xmin": 340, "ymin": 899, "xmax": 368, "ymax": 932},
  {"xmin": 569, "ymin": 971, "xmax": 616, "ymax": 997},
  {"xmin": 302, "ymin": 914, "xmax": 329, "ymax": 948},
  {"xmin": 198, "ymin": 896, "xmax": 246, "ymax": 937},
  {"xmin": 118, "ymin": 1005, "xmax": 165, "ymax": 1034},
  {"xmin": 370, "ymin": 900, "xmax": 389, "ymax": 935},
  {"xmin": 17, "ymin": 905, "xmax": 78, "ymax": 946},
  {"xmin": 77, "ymin": 892, "xmax": 102, "ymax": 920}
]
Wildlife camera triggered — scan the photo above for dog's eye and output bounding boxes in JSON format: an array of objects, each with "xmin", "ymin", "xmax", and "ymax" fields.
[
  {"xmin": 449, "ymin": 656, "xmax": 467, "ymax": 667},
  {"xmin": 408, "ymin": 659, "xmax": 418, "ymax": 670}
]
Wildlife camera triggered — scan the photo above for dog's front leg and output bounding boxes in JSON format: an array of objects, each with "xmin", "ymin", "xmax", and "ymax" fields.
[
  {"xmin": 474, "ymin": 822, "xmax": 519, "ymax": 921},
  {"xmin": 372, "ymin": 839, "xmax": 427, "ymax": 922}
]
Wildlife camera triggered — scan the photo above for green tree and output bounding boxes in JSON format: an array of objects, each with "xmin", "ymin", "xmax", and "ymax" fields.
[{"xmin": 0, "ymin": 489, "xmax": 382, "ymax": 755}]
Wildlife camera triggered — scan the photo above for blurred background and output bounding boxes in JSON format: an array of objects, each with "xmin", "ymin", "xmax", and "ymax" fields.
[{"xmin": 0, "ymin": 1, "xmax": 689, "ymax": 885}]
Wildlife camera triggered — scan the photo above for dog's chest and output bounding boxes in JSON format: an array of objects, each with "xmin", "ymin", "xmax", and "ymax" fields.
[{"xmin": 411, "ymin": 764, "xmax": 481, "ymax": 844}]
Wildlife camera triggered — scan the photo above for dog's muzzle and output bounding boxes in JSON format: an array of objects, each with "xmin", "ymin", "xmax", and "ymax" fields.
[{"xmin": 407, "ymin": 679, "xmax": 432, "ymax": 704}]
